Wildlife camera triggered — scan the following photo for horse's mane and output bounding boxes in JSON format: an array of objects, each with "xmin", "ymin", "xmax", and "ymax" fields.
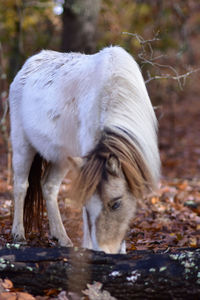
[
  {"xmin": 68, "ymin": 47, "xmax": 160, "ymax": 204},
  {"xmin": 69, "ymin": 129, "xmax": 156, "ymax": 204}
]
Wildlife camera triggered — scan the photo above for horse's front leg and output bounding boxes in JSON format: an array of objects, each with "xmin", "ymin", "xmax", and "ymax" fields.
[
  {"xmin": 42, "ymin": 163, "xmax": 73, "ymax": 247},
  {"xmin": 119, "ymin": 240, "xmax": 126, "ymax": 254},
  {"xmin": 82, "ymin": 206, "xmax": 92, "ymax": 249}
]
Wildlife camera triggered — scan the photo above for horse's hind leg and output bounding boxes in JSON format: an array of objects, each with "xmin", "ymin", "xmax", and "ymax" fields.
[
  {"xmin": 42, "ymin": 163, "xmax": 73, "ymax": 247},
  {"xmin": 12, "ymin": 141, "xmax": 36, "ymax": 242}
]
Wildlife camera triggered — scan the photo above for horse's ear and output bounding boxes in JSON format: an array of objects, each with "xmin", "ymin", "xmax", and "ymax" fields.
[
  {"xmin": 67, "ymin": 156, "xmax": 84, "ymax": 182},
  {"xmin": 67, "ymin": 156, "xmax": 84, "ymax": 170},
  {"xmin": 106, "ymin": 154, "xmax": 121, "ymax": 176}
]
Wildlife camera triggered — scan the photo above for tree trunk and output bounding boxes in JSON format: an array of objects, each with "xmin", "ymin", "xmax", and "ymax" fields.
[
  {"xmin": 0, "ymin": 247, "xmax": 200, "ymax": 299},
  {"xmin": 61, "ymin": 0, "xmax": 101, "ymax": 53},
  {"xmin": 9, "ymin": 2, "xmax": 25, "ymax": 80}
]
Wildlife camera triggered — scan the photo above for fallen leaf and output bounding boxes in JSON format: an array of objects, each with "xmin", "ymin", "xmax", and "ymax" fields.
[
  {"xmin": 189, "ymin": 237, "xmax": 197, "ymax": 247},
  {"xmin": 1, "ymin": 279, "xmax": 13, "ymax": 290},
  {"xmin": 82, "ymin": 282, "xmax": 117, "ymax": 300},
  {"xmin": 151, "ymin": 197, "xmax": 159, "ymax": 204},
  {"xmin": 16, "ymin": 292, "xmax": 35, "ymax": 300},
  {"xmin": 0, "ymin": 292, "xmax": 16, "ymax": 300}
]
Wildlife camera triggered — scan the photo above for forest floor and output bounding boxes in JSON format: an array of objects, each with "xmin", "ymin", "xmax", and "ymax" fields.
[{"xmin": 0, "ymin": 89, "xmax": 200, "ymax": 299}]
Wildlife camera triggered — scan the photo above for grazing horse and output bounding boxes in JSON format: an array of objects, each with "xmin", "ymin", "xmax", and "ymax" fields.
[{"xmin": 9, "ymin": 46, "xmax": 160, "ymax": 253}]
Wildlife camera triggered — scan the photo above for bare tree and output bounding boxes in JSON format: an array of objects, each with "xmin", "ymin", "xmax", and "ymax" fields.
[{"xmin": 61, "ymin": 0, "xmax": 101, "ymax": 53}]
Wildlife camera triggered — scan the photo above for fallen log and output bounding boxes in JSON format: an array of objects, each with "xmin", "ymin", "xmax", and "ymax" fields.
[{"xmin": 0, "ymin": 246, "xmax": 200, "ymax": 299}]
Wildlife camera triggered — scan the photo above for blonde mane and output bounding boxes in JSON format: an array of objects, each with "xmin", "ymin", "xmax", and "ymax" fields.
[
  {"xmin": 69, "ymin": 129, "xmax": 155, "ymax": 204},
  {"xmin": 99, "ymin": 46, "xmax": 160, "ymax": 185}
]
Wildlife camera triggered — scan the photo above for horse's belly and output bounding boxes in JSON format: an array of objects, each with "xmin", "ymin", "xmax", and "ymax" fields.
[{"xmin": 25, "ymin": 118, "xmax": 80, "ymax": 162}]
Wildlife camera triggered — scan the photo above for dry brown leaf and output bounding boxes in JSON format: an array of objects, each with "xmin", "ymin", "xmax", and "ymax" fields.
[
  {"xmin": 0, "ymin": 292, "xmax": 17, "ymax": 300},
  {"xmin": 1, "ymin": 279, "xmax": 13, "ymax": 290},
  {"xmin": 0, "ymin": 292, "xmax": 35, "ymax": 300},
  {"xmin": 151, "ymin": 197, "xmax": 159, "ymax": 204},
  {"xmin": 189, "ymin": 237, "xmax": 197, "ymax": 247},
  {"xmin": 16, "ymin": 292, "xmax": 35, "ymax": 300}
]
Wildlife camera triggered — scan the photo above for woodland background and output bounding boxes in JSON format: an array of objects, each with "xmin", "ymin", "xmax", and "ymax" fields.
[{"xmin": 0, "ymin": 0, "xmax": 200, "ymax": 298}]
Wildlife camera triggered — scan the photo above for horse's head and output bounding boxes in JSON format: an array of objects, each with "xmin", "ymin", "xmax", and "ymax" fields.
[
  {"xmin": 68, "ymin": 155, "xmax": 136, "ymax": 253},
  {"xmin": 67, "ymin": 131, "xmax": 158, "ymax": 254},
  {"xmin": 84, "ymin": 155, "xmax": 137, "ymax": 253}
]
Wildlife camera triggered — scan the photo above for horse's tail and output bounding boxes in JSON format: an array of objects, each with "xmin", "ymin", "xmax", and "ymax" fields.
[{"xmin": 24, "ymin": 153, "xmax": 47, "ymax": 234}]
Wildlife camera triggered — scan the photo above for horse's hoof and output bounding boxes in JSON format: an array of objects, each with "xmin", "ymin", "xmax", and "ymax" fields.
[
  {"xmin": 12, "ymin": 231, "xmax": 26, "ymax": 244},
  {"xmin": 60, "ymin": 239, "xmax": 73, "ymax": 247},
  {"xmin": 12, "ymin": 236, "xmax": 27, "ymax": 245},
  {"xmin": 51, "ymin": 236, "xmax": 73, "ymax": 247}
]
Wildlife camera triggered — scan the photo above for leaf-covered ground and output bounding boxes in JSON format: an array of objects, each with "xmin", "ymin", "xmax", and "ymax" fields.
[
  {"xmin": 128, "ymin": 179, "xmax": 200, "ymax": 251},
  {"xmin": 0, "ymin": 91, "xmax": 200, "ymax": 298}
]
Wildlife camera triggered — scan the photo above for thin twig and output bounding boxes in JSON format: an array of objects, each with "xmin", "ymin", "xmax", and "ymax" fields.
[
  {"xmin": 145, "ymin": 68, "xmax": 200, "ymax": 86},
  {"xmin": 122, "ymin": 31, "xmax": 200, "ymax": 89},
  {"xmin": 122, "ymin": 32, "xmax": 160, "ymax": 44}
]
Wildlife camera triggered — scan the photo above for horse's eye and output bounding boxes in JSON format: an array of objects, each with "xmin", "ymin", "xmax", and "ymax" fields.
[
  {"xmin": 111, "ymin": 200, "xmax": 121, "ymax": 210},
  {"xmin": 108, "ymin": 197, "xmax": 122, "ymax": 211}
]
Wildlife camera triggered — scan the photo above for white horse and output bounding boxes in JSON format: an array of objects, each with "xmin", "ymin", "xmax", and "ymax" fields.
[{"xmin": 9, "ymin": 46, "xmax": 160, "ymax": 253}]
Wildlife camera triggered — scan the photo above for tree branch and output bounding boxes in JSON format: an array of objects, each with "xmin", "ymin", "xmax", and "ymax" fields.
[{"xmin": 122, "ymin": 32, "xmax": 200, "ymax": 89}]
